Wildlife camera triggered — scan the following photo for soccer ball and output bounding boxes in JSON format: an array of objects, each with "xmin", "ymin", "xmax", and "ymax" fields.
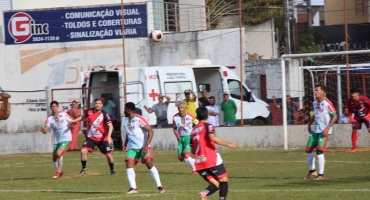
[{"xmin": 149, "ymin": 30, "xmax": 163, "ymax": 42}]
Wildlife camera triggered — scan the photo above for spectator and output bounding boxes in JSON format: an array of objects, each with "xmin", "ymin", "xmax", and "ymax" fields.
[
  {"xmin": 143, "ymin": 94, "xmax": 171, "ymax": 128},
  {"xmin": 272, "ymin": 95, "xmax": 299, "ymax": 125},
  {"xmin": 101, "ymin": 96, "xmax": 118, "ymax": 120},
  {"xmin": 221, "ymin": 91, "xmax": 237, "ymax": 126},
  {"xmin": 198, "ymin": 89, "xmax": 210, "ymax": 107},
  {"xmin": 67, "ymin": 100, "xmax": 81, "ymax": 151},
  {"xmin": 205, "ymin": 96, "xmax": 219, "ymax": 126},
  {"xmin": 297, "ymin": 109, "xmax": 311, "ymax": 125},
  {"xmin": 175, "ymin": 89, "xmax": 197, "ymax": 117},
  {"xmin": 338, "ymin": 107, "xmax": 350, "ymax": 124}
]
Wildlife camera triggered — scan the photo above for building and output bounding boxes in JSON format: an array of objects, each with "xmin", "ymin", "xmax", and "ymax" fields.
[{"xmin": 325, "ymin": 0, "xmax": 370, "ymax": 25}]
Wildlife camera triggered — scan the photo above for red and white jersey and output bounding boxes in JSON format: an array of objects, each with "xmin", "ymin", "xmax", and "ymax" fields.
[
  {"xmin": 86, "ymin": 109, "xmax": 111, "ymax": 141},
  {"xmin": 312, "ymin": 98, "xmax": 336, "ymax": 134},
  {"xmin": 123, "ymin": 114, "xmax": 150, "ymax": 149},
  {"xmin": 173, "ymin": 113, "xmax": 195, "ymax": 137},
  {"xmin": 44, "ymin": 111, "xmax": 72, "ymax": 144},
  {"xmin": 347, "ymin": 95, "xmax": 370, "ymax": 119},
  {"xmin": 191, "ymin": 122, "xmax": 223, "ymax": 171}
]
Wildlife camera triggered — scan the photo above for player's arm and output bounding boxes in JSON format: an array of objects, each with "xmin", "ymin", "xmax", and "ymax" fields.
[
  {"xmin": 143, "ymin": 124, "xmax": 154, "ymax": 147},
  {"xmin": 172, "ymin": 119, "xmax": 181, "ymax": 141},
  {"xmin": 307, "ymin": 112, "xmax": 315, "ymax": 133},
  {"xmin": 346, "ymin": 100, "xmax": 356, "ymax": 123},
  {"xmin": 322, "ymin": 112, "xmax": 337, "ymax": 137},
  {"xmin": 41, "ymin": 118, "xmax": 50, "ymax": 134},
  {"xmin": 208, "ymin": 133, "xmax": 237, "ymax": 149},
  {"xmin": 363, "ymin": 97, "xmax": 370, "ymax": 120},
  {"xmin": 122, "ymin": 134, "xmax": 129, "ymax": 151}
]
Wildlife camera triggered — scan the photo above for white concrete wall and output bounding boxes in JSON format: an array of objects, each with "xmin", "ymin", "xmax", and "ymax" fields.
[
  {"xmin": 1, "ymin": 124, "xmax": 368, "ymax": 154},
  {"xmin": 245, "ymin": 19, "xmax": 276, "ymax": 58}
]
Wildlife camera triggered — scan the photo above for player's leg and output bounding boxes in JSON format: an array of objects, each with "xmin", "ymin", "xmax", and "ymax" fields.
[
  {"xmin": 314, "ymin": 134, "xmax": 331, "ymax": 180},
  {"xmin": 142, "ymin": 148, "xmax": 165, "ymax": 193},
  {"xmin": 97, "ymin": 141, "xmax": 115, "ymax": 175},
  {"xmin": 304, "ymin": 132, "xmax": 318, "ymax": 179},
  {"xmin": 52, "ymin": 141, "xmax": 69, "ymax": 178},
  {"xmin": 125, "ymin": 149, "xmax": 140, "ymax": 194},
  {"xmin": 197, "ymin": 169, "xmax": 219, "ymax": 200},
  {"xmin": 79, "ymin": 138, "xmax": 95, "ymax": 176},
  {"xmin": 182, "ymin": 136, "xmax": 196, "ymax": 173},
  {"xmin": 211, "ymin": 164, "xmax": 228, "ymax": 200},
  {"xmin": 351, "ymin": 120, "xmax": 361, "ymax": 152}
]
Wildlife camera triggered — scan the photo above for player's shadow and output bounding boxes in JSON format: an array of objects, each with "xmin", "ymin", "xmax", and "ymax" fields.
[
  {"xmin": 0, "ymin": 177, "xmax": 39, "ymax": 181},
  {"xmin": 42, "ymin": 190, "xmax": 119, "ymax": 194}
]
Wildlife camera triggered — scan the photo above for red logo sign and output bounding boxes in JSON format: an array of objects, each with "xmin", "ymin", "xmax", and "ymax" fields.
[{"xmin": 8, "ymin": 12, "xmax": 49, "ymax": 43}]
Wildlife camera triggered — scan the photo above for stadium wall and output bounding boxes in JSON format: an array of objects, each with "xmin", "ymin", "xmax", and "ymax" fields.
[{"xmin": 0, "ymin": 124, "xmax": 368, "ymax": 154}]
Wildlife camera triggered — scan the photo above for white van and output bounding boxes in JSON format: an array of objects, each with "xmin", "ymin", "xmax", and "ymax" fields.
[{"xmin": 80, "ymin": 59, "xmax": 272, "ymax": 128}]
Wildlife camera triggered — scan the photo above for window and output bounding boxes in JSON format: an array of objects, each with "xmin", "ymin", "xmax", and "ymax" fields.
[
  {"xmin": 227, "ymin": 79, "xmax": 254, "ymax": 102},
  {"xmin": 127, "ymin": 83, "xmax": 144, "ymax": 104},
  {"xmin": 198, "ymin": 84, "xmax": 210, "ymax": 92}
]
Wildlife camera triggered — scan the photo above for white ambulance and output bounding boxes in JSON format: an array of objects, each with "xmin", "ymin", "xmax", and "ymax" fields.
[{"xmin": 80, "ymin": 59, "xmax": 272, "ymax": 128}]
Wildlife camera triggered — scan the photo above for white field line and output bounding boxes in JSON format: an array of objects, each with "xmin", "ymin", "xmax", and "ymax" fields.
[
  {"xmin": 1, "ymin": 189, "xmax": 370, "ymax": 194},
  {"xmin": 1, "ymin": 159, "xmax": 370, "ymax": 168}
]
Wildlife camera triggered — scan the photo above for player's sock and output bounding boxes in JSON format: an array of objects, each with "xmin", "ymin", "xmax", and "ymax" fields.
[
  {"xmin": 185, "ymin": 157, "xmax": 196, "ymax": 171},
  {"xmin": 351, "ymin": 130, "xmax": 358, "ymax": 149},
  {"xmin": 126, "ymin": 168, "xmax": 137, "ymax": 189},
  {"xmin": 53, "ymin": 155, "xmax": 58, "ymax": 170},
  {"xmin": 81, "ymin": 160, "xmax": 87, "ymax": 169},
  {"xmin": 109, "ymin": 163, "xmax": 114, "ymax": 171},
  {"xmin": 57, "ymin": 156, "xmax": 63, "ymax": 172},
  {"xmin": 306, "ymin": 152, "xmax": 315, "ymax": 170},
  {"xmin": 317, "ymin": 154, "xmax": 325, "ymax": 175},
  {"xmin": 219, "ymin": 182, "xmax": 228, "ymax": 200},
  {"xmin": 149, "ymin": 166, "xmax": 162, "ymax": 187},
  {"xmin": 204, "ymin": 184, "xmax": 218, "ymax": 196}
]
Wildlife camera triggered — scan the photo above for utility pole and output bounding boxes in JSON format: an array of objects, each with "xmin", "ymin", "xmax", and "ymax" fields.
[
  {"xmin": 307, "ymin": 0, "xmax": 312, "ymax": 28},
  {"xmin": 291, "ymin": 0, "xmax": 297, "ymax": 53},
  {"xmin": 285, "ymin": 0, "xmax": 291, "ymax": 54}
]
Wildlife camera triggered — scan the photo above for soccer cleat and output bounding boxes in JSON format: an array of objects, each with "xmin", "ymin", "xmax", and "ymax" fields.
[
  {"xmin": 314, "ymin": 175, "xmax": 324, "ymax": 180},
  {"xmin": 52, "ymin": 171, "xmax": 63, "ymax": 179},
  {"xmin": 110, "ymin": 170, "xmax": 117, "ymax": 175},
  {"xmin": 350, "ymin": 148, "xmax": 357, "ymax": 153},
  {"xmin": 78, "ymin": 169, "xmax": 87, "ymax": 176},
  {"xmin": 192, "ymin": 171, "xmax": 197, "ymax": 175},
  {"xmin": 303, "ymin": 170, "xmax": 318, "ymax": 179},
  {"xmin": 158, "ymin": 186, "xmax": 165, "ymax": 193},
  {"xmin": 126, "ymin": 188, "xmax": 138, "ymax": 194},
  {"xmin": 198, "ymin": 191, "xmax": 208, "ymax": 200}
]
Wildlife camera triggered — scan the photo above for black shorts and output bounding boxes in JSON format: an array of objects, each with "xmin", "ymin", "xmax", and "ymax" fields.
[
  {"xmin": 82, "ymin": 138, "xmax": 111, "ymax": 153},
  {"xmin": 198, "ymin": 164, "xmax": 228, "ymax": 182}
]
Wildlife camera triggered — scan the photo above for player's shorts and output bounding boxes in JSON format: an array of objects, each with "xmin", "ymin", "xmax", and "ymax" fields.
[
  {"xmin": 177, "ymin": 136, "xmax": 191, "ymax": 161},
  {"xmin": 125, "ymin": 147, "xmax": 153, "ymax": 164},
  {"xmin": 81, "ymin": 137, "xmax": 111, "ymax": 154},
  {"xmin": 53, "ymin": 141, "xmax": 70, "ymax": 155},
  {"xmin": 305, "ymin": 131, "xmax": 332, "ymax": 152},
  {"xmin": 198, "ymin": 164, "xmax": 228, "ymax": 183},
  {"xmin": 352, "ymin": 118, "xmax": 370, "ymax": 130}
]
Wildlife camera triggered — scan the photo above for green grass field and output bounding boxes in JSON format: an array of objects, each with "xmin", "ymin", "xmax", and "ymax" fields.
[{"xmin": 1, "ymin": 140, "xmax": 370, "ymax": 199}]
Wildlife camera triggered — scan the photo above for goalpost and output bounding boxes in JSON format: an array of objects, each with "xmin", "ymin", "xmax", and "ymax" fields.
[{"xmin": 281, "ymin": 50, "xmax": 370, "ymax": 150}]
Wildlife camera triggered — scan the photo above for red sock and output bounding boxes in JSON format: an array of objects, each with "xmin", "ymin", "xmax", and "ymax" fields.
[{"xmin": 351, "ymin": 130, "xmax": 358, "ymax": 149}]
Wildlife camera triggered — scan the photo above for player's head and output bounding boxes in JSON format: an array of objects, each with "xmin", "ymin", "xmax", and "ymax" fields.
[
  {"xmin": 177, "ymin": 101, "xmax": 186, "ymax": 115},
  {"xmin": 196, "ymin": 107, "xmax": 208, "ymax": 121},
  {"xmin": 124, "ymin": 102, "xmax": 136, "ymax": 117},
  {"xmin": 209, "ymin": 96, "xmax": 215, "ymax": 105},
  {"xmin": 94, "ymin": 99, "xmax": 103, "ymax": 111},
  {"xmin": 350, "ymin": 88, "xmax": 360, "ymax": 100},
  {"xmin": 50, "ymin": 101, "xmax": 59, "ymax": 114},
  {"xmin": 314, "ymin": 84, "xmax": 325, "ymax": 100}
]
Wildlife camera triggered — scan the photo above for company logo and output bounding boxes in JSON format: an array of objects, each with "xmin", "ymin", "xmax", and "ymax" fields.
[{"xmin": 8, "ymin": 12, "xmax": 49, "ymax": 43}]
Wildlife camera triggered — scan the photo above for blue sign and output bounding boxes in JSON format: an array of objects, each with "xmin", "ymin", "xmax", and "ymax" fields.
[{"xmin": 3, "ymin": 4, "xmax": 148, "ymax": 45}]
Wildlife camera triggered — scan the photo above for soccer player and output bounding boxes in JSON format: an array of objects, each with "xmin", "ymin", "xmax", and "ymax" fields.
[
  {"xmin": 304, "ymin": 85, "xmax": 337, "ymax": 180},
  {"xmin": 191, "ymin": 107, "xmax": 238, "ymax": 200},
  {"xmin": 172, "ymin": 101, "xmax": 197, "ymax": 174},
  {"xmin": 346, "ymin": 88, "xmax": 370, "ymax": 153},
  {"xmin": 122, "ymin": 102, "xmax": 165, "ymax": 194},
  {"xmin": 71, "ymin": 98, "xmax": 116, "ymax": 176},
  {"xmin": 42, "ymin": 101, "xmax": 72, "ymax": 179}
]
